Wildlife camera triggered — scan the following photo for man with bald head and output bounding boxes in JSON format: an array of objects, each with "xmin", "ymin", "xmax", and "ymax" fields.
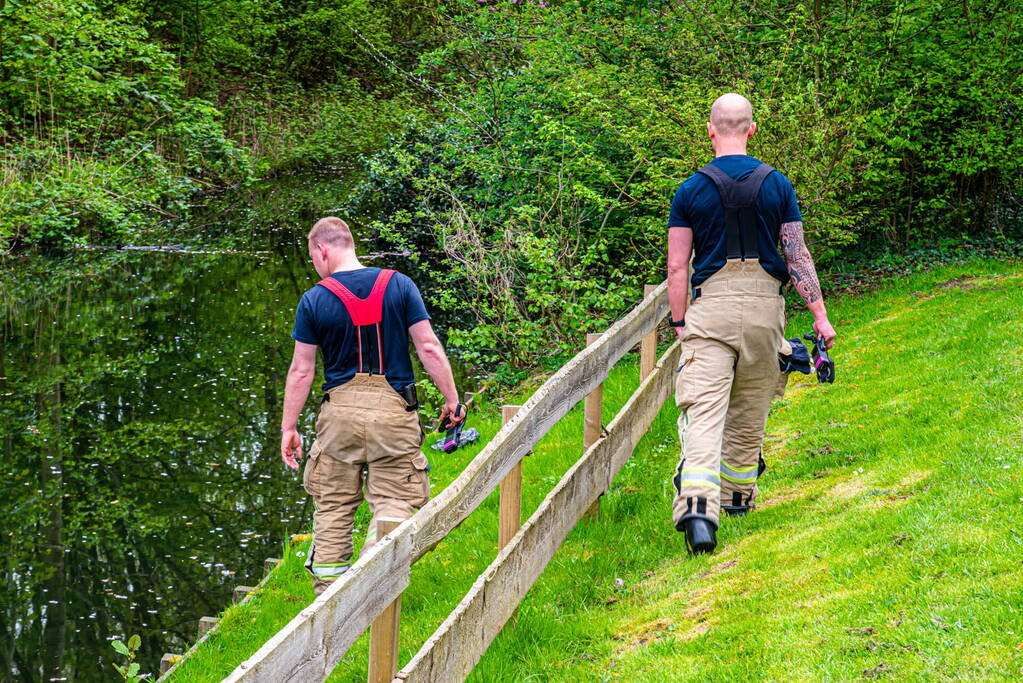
[
  {"xmin": 280, "ymin": 217, "xmax": 464, "ymax": 594},
  {"xmin": 666, "ymin": 94, "xmax": 837, "ymax": 554}
]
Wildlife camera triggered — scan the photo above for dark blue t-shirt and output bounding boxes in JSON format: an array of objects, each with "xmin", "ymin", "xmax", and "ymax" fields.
[
  {"xmin": 291, "ymin": 268, "xmax": 431, "ymax": 392},
  {"xmin": 667, "ymin": 155, "xmax": 802, "ymax": 287}
]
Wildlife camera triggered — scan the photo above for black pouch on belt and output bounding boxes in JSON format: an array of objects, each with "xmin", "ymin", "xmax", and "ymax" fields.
[{"xmin": 398, "ymin": 383, "xmax": 419, "ymax": 412}]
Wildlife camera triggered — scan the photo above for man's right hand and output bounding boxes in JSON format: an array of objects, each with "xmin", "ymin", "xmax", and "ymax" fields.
[
  {"xmin": 281, "ymin": 428, "xmax": 303, "ymax": 470},
  {"xmin": 813, "ymin": 316, "xmax": 837, "ymax": 349},
  {"xmin": 439, "ymin": 401, "xmax": 465, "ymax": 427}
]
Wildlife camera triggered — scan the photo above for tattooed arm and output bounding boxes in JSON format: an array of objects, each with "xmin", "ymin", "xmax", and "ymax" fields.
[{"xmin": 780, "ymin": 221, "xmax": 837, "ymax": 348}]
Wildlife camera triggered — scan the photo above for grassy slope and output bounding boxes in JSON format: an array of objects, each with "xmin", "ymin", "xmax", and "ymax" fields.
[
  {"xmin": 172, "ymin": 259, "xmax": 1023, "ymax": 681},
  {"xmin": 168, "ymin": 342, "xmax": 648, "ymax": 681},
  {"xmin": 471, "ymin": 259, "xmax": 1023, "ymax": 681}
]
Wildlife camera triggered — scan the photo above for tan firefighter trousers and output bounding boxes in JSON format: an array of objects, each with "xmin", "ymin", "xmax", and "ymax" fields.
[
  {"xmin": 673, "ymin": 260, "xmax": 786, "ymax": 529},
  {"xmin": 302, "ymin": 373, "xmax": 430, "ymax": 594}
]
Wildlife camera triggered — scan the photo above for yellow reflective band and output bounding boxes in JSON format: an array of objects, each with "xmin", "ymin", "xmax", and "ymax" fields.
[
  {"xmin": 679, "ymin": 478, "xmax": 720, "ymax": 488},
  {"xmin": 310, "ymin": 564, "xmax": 350, "ymax": 576},
  {"xmin": 721, "ymin": 459, "xmax": 757, "ymax": 473}
]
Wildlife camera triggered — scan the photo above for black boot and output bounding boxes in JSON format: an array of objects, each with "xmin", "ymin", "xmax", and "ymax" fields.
[{"xmin": 682, "ymin": 518, "xmax": 717, "ymax": 555}]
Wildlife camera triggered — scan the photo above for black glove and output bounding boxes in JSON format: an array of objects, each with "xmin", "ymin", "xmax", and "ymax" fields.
[
  {"xmin": 803, "ymin": 332, "xmax": 835, "ymax": 384},
  {"xmin": 778, "ymin": 337, "xmax": 812, "ymax": 374}
]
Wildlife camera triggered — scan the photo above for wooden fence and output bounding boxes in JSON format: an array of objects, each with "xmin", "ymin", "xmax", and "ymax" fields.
[{"xmin": 223, "ymin": 282, "xmax": 674, "ymax": 683}]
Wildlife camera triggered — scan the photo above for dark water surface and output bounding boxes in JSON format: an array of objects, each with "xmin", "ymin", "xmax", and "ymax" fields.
[{"xmin": 0, "ymin": 176, "xmax": 467, "ymax": 681}]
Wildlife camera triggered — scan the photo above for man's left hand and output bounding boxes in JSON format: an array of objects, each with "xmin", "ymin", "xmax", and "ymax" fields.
[
  {"xmin": 813, "ymin": 316, "xmax": 837, "ymax": 349},
  {"xmin": 281, "ymin": 429, "xmax": 303, "ymax": 470}
]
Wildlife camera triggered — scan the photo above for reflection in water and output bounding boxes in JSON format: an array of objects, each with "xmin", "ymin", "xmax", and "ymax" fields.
[
  {"xmin": 0, "ymin": 174, "xmax": 471, "ymax": 680},
  {"xmin": 2, "ymin": 248, "xmax": 318, "ymax": 679}
]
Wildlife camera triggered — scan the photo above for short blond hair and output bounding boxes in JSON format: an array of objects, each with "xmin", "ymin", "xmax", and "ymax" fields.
[{"xmin": 308, "ymin": 217, "xmax": 354, "ymax": 250}]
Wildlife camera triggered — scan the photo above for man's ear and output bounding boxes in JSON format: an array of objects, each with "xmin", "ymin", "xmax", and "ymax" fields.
[
  {"xmin": 707, "ymin": 121, "xmax": 715, "ymax": 139},
  {"xmin": 747, "ymin": 122, "xmax": 757, "ymax": 139}
]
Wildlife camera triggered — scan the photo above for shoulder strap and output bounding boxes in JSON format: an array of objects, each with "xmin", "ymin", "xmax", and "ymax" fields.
[
  {"xmin": 316, "ymin": 269, "xmax": 397, "ymax": 375},
  {"xmin": 696, "ymin": 162, "xmax": 775, "ymax": 260},
  {"xmin": 696, "ymin": 162, "xmax": 775, "ymax": 207},
  {"xmin": 695, "ymin": 163, "xmax": 733, "ymax": 202},
  {"xmin": 316, "ymin": 269, "xmax": 395, "ymax": 326}
]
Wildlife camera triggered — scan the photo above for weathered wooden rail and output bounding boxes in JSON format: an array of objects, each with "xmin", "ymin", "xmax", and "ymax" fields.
[{"xmin": 223, "ymin": 281, "xmax": 673, "ymax": 682}]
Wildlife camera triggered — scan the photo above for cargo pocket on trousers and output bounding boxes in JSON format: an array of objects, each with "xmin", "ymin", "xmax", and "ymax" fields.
[
  {"xmin": 303, "ymin": 442, "xmax": 323, "ymax": 499},
  {"xmin": 674, "ymin": 348, "xmax": 697, "ymax": 410},
  {"xmin": 409, "ymin": 452, "xmax": 430, "ymax": 508}
]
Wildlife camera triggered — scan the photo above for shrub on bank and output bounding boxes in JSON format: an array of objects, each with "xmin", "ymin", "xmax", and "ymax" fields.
[{"xmin": 352, "ymin": 0, "xmax": 1022, "ymax": 369}]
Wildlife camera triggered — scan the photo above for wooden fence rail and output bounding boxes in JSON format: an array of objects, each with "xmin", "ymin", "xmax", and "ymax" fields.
[
  {"xmin": 396, "ymin": 341, "xmax": 680, "ymax": 681},
  {"xmin": 224, "ymin": 282, "xmax": 670, "ymax": 683}
]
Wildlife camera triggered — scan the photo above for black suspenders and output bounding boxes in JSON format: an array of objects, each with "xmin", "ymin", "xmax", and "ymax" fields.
[{"xmin": 696, "ymin": 162, "xmax": 775, "ymax": 261}]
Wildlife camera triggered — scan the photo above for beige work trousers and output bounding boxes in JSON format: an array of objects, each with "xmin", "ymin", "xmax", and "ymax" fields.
[
  {"xmin": 302, "ymin": 373, "xmax": 429, "ymax": 594},
  {"xmin": 673, "ymin": 260, "xmax": 785, "ymax": 529}
]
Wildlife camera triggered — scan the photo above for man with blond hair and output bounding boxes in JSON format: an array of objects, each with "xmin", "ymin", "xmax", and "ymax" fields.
[
  {"xmin": 280, "ymin": 217, "xmax": 463, "ymax": 594},
  {"xmin": 667, "ymin": 94, "xmax": 837, "ymax": 554}
]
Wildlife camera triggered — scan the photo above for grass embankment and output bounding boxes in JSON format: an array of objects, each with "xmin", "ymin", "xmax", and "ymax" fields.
[
  {"xmin": 171, "ymin": 259, "xmax": 1023, "ymax": 681},
  {"xmin": 167, "ymin": 340, "xmax": 653, "ymax": 680},
  {"xmin": 471, "ymin": 259, "xmax": 1023, "ymax": 681}
]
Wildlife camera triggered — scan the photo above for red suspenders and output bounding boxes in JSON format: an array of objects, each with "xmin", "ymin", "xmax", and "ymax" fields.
[{"xmin": 316, "ymin": 269, "xmax": 396, "ymax": 375}]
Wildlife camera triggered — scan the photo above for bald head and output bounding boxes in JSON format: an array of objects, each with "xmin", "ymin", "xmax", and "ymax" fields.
[
  {"xmin": 307, "ymin": 216, "xmax": 354, "ymax": 251},
  {"xmin": 709, "ymin": 93, "xmax": 754, "ymax": 138}
]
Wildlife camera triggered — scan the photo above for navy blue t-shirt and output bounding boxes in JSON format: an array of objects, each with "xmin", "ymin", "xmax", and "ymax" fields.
[
  {"xmin": 667, "ymin": 155, "xmax": 802, "ymax": 287},
  {"xmin": 291, "ymin": 268, "xmax": 431, "ymax": 392}
]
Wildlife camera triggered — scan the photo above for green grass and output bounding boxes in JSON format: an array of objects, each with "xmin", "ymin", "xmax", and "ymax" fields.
[
  {"xmin": 469, "ymin": 259, "xmax": 1023, "ymax": 681},
  {"xmin": 172, "ymin": 258, "xmax": 1023, "ymax": 682},
  {"xmin": 167, "ymin": 337, "xmax": 650, "ymax": 681}
]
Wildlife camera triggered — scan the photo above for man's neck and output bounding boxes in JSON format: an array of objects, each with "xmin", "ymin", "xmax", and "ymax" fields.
[
  {"xmin": 713, "ymin": 139, "xmax": 749, "ymax": 157},
  {"xmin": 328, "ymin": 252, "xmax": 364, "ymax": 273}
]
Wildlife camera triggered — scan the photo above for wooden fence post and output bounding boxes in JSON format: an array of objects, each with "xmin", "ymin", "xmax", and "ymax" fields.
[
  {"xmin": 583, "ymin": 333, "xmax": 604, "ymax": 520},
  {"xmin": 232, "ymin": 586, "xmax": 255, "ymax": 604},
  {"xmin": 641, "ymin": 284, "xmax": 659, "ymax": 381},
  {"xmin": 160, "ymin": 654, "xmax": 181, "ymax": 674},
  {"xmin": 367, "ymin": 519, "xmax": 402, "ymax": 683},
  {"xmin": 499, "ymin": 405, "xmax": 523, "ymax": 551},
  {"xmin": 198, "ymin": 616, "xmax": 220, "ymax": 637}
]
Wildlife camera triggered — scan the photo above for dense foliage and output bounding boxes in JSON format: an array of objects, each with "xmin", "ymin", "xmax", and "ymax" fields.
[
  {"xmin": 354, "ymin": 0, "xmax": 1023, "ymax": 366},
  {"xmin": 0, "ymin": 0, "xmax": 435, "ymax": 248},
  {"xmin": 2, "ymin": 0, "xmax": 1021, "ymax": 364}
]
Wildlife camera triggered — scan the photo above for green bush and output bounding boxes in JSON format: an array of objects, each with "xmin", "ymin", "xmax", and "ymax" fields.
[{"xmin": 353, "ymin": 0, "xmax": 1021, "ymax": 368}]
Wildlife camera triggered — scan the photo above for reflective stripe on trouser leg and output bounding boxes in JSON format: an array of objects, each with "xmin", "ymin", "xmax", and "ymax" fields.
[
  {"xmin": 675, "ymin": 467, "xmax": 721, "ymax": 491},
  {"xmin": 672, "ymin": 336, "xmax": 737, "ymax": 528},
  {"xmin": 720, "ymin": 457, "xmax": 759, "ymax": 516},
  {"xmin": 305, "ymin": 547, "xmax": 353, "ymax": 596}
]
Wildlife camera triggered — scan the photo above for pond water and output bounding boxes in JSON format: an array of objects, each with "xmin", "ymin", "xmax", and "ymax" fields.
[{"xmin": 0, "ymin": 175, "xmax": 472, "ymax": 681}]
